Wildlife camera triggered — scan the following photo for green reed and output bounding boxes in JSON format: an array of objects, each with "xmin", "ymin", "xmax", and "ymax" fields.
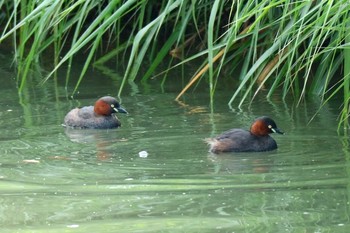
[{"xmin": 0, "ymin": 0, "xmax": 350, "ymax": 128}]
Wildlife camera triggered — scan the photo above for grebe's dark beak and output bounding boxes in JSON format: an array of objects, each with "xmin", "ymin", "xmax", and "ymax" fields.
[
  {"xmin": 116, "ymin": 107, "xmax": 128, "ymax": 114},
  {"xmin": 272, "ymin": 128, "xmax": 284, "ymax": 135},
  {"xmin": 112, "ymin": 105, "xmax": 128, "ymax": 114}
]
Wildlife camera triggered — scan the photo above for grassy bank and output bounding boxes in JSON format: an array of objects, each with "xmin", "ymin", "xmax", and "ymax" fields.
[{"xmin": 0, "ymin": 0, "xmax": 350, "ymax": 128}]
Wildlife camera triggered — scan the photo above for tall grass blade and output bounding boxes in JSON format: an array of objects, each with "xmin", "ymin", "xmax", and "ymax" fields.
[{"xmin": 1, "ymin": 0, "xmax": 350, "ymax": 130}]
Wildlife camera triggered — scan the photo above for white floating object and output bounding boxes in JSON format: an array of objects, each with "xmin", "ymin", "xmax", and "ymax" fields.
[
  {"xmin": 138, "ymin": 151, "xmax": 148, "ymax": 158},
  {"xmin": 22, "ymin": 159, "xmax": 40, "ymax": 164}
]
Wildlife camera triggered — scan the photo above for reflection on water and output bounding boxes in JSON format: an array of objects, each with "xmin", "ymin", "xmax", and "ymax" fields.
[
  {"xmin": 64, "ymin": 128, "xmax": 129, "ymax": 160},
  {"xmin": 208, "ymin": 152, "xmax": 274, "ymax": 174},
  {"xmin": 0, "ymin": 56, "xmax": 350, "ymax": 232}
]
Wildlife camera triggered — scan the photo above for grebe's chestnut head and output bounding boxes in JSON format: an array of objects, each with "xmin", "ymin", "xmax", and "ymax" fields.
[
  {"xmin": 250, "ymin": 116, "xmax": 284, "ymax": 136},
  {"xmin": 94, "ymin": 96, "xmax": 128, "ymax": 116}
]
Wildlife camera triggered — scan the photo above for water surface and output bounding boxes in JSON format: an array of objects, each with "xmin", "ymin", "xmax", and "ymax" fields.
[{"xmin": 0, "ymin": 55, "xmax": 350, "ymax": 233}]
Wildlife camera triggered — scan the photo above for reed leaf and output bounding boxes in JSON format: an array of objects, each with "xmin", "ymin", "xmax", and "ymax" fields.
[{"xmin": 1, "ymin": 0, "xmax": 350, "ymax": 128}]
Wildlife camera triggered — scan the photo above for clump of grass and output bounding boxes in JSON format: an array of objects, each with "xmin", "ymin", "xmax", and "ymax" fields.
[{"xmin": 0, "ymin": 1, "xmax": 350, "ymax": 128}]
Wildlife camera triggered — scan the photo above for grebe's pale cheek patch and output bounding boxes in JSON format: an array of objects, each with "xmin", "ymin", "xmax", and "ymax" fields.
[
  {"xmin": 111, "ymin": 104, "xmax": 118, "ymax": 113},
  {"xmin": 269, "ymin": 126, "xmax": 276, "ymax": 133}
]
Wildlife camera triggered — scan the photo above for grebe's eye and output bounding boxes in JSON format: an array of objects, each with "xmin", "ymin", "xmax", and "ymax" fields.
[
  {"xmin": 268, "ymin": 125, "xmax": 272, "ymax": 129},
  {"xmin": 110, "ymin": 104, "xmax": 119, "ymax": 112}
]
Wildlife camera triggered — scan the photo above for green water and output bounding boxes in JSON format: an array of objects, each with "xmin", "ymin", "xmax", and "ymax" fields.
[{"xmin": 0, "ymin": 58, "xmax": 350, "ymax": 233}]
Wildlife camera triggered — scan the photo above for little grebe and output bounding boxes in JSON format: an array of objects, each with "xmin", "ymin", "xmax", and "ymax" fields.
[
  {"xmin": 64, "ymin": 96, "xmax": 127, "ymax": 129},
  {"xmin": 206, "ymin": 116, "xmax": 284, "ymax": 153}
]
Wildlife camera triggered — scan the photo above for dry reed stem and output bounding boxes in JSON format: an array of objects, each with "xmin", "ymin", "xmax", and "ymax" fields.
[
  {"xmin": 257, "ymin": 46, "xmax": 289, "ymax": 87},
  {"xmin": 175, "ymin": 25, "xmax": 251, "ymax": 101}
]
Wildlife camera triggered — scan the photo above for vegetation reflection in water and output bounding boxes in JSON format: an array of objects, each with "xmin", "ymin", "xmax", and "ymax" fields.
[{"xmin": 1, "ymin": 83, "xmax": 350, "ymax": 233}]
